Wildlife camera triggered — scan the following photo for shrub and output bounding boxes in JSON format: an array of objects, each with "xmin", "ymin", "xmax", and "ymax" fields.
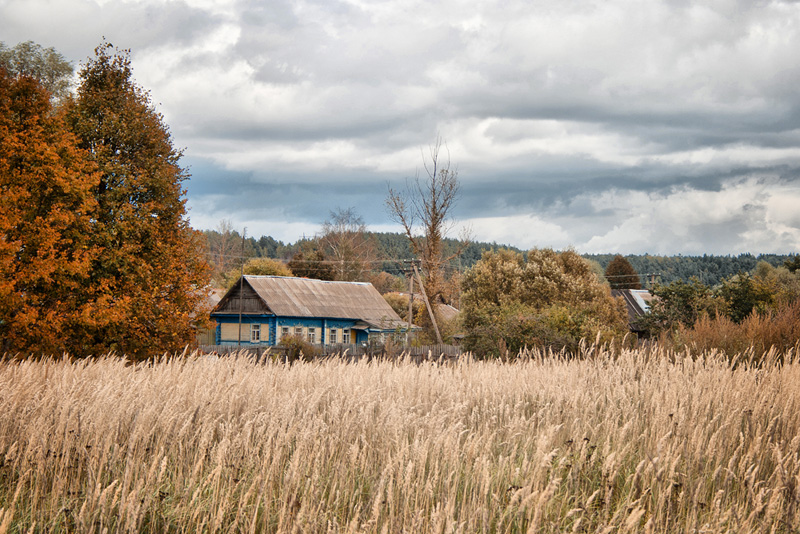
[
  {"xmin": 660, "ymin": 299, "xmax": 800, "ymax": 361},
  {"xmin": 277, "ymin": 334, "xmax": 320, "ymax": 362}
]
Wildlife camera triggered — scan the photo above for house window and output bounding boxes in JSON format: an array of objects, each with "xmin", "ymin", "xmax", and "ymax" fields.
[
  {"xmin": 329, "ymin": 328, "xmax": 337, "ymax": 344},
  {"xmin": 307, "ymin": 327, "xmax": 316, "ymax": 343},
  {"xmin": 281, "ymin": 326, "xmax": 289, "ymax": 339},
  {"xmin": 294, "ymin": 326, "xmax": 303, "ymax": 338},
  {"xmin": 342, "ymin": 329, "xmax": 350, "ymax": 344},
  {"xmin": 251, "ymin": 324, "xmax": 261, "ymax": 343}
]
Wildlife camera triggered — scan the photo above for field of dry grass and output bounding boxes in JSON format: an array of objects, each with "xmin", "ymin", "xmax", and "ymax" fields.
[{"xmin": 1, "ymin": 346, "xmax": 799, "ymax": 533}]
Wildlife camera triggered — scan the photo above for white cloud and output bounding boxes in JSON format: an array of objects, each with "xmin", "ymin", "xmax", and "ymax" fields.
[
  {"xmin": 5, "ymin": 0, "xmax": 800, "ymax": 253},
  {"xmin": 577, "ymin": 178, "xmax": 800, "ymax": 254}
]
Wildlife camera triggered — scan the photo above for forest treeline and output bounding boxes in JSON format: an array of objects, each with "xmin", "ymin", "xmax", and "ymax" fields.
[{"xmin": 202, "ymin": 226, "xmax": 795, "ymax": 288}]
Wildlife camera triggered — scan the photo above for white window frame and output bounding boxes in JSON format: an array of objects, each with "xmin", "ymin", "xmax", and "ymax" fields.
[
  {"xmin": 329, "ymin": 328, "xmax": 337, "ymax": 344},
  {"xmin": 281, "ymin": 326, "xmax": 289, "ymax": 339},
  {"xmin": 251, "ymin": 324, "xmax": 261, "ymax": 343},
  {"xmin": 307, "ymin": 327, "xmax": 316, "ymax": 344},
  {"xmin": 294, "ymin": 326, "xmax": 303, "ymax": 337},
  {"xmin": 342, "ymin": 329, "xmax": 350, "ymax": 344}
]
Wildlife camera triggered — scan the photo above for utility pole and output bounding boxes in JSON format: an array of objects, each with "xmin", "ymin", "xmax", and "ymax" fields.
[
  {"xmin": 406, "ymin": 266, "xmax": 414, "ymax": 345},
  {"xmin": 411, "ymin": 261, "xmax": 442, "ymax": 344},
  {"xmin": 237, "ymin": 227, "xmax": 247, "ymax": 347}
]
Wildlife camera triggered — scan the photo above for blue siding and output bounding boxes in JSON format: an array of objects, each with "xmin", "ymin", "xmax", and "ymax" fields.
[{"xmin": 211, "ymin": 313, "xmax": 395, "ymax": 347}]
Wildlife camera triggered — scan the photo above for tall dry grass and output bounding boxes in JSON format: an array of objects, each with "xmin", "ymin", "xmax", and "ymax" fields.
[{"xmin": 1, "ymin": 346, "xmax": 799, "ymax": 533}]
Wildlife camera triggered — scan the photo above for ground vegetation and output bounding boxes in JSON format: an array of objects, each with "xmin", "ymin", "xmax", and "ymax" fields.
[{"xmin": 1, "ymin": 347, "xmax": 799, "ymax": 532}]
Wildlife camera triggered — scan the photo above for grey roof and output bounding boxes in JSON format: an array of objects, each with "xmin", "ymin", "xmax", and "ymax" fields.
[
  {"xmin": 611, "ymin": 289, "xmax": 653, "ymax": 331},
  {"xmin": 221, "ymin": 276, "xmax": 409, "ymax": 331}
]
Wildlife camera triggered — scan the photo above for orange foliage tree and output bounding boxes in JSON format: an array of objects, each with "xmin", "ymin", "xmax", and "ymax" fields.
[
  {"xmin": 63, "ymin": 44, "xmax": 210, "ymax": 358},
  {"xmin": 0, "ymin": 67, "xmax": 98, "ymax": 355}
]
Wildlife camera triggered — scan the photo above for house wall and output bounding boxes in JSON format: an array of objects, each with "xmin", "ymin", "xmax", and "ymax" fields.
[
  {"xmin": 274, "ymin": 318, "xmax": 360, "ymax": 346},
  {"xmin": 211, "ymin": 314, "xmax": 374, "ymax": 346},
  {"xmin": 214, "ymin": 315, "xmax": 276, "ymax": 346}
]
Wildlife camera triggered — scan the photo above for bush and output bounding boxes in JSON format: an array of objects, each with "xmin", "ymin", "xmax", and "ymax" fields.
[
  {"xmin": 277, "ymin": 334, "xmax": 320, "ymax": 362},
  {"xmin": 659, "ymin": 299, "xmax": 800, "ymax": 361}
]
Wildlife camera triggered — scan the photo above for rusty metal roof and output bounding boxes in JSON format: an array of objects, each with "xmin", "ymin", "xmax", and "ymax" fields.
[
  {"xmin": 235, "ymin": 276, "xmax": 408, "ymax": 330},
  {"xmin": 611, "ymin": 289, "xmax": 652, "ymax": 331}
]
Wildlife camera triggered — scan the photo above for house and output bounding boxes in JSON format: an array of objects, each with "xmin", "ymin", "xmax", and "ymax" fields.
[
  {"xmin": 611, "ymin": 289, "xmax": 654, "ymax": 333},
  {"xmin": 195, "ymin": 288, "xmax": 226, "ymax": 345},
  {"xmin": 211, "ymin": 275, "xmax": 413, "ymax": 347}
]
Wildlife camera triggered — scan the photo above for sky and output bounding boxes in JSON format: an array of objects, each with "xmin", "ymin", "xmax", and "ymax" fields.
[{"xmin": 3, "ymin": 0, "xmax": 800, "ymax": 255}]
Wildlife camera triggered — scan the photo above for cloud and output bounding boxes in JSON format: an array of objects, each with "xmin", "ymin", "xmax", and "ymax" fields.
[{"xmin": 4, "ymin": 0, "xmax": 800, "ymax": 254}]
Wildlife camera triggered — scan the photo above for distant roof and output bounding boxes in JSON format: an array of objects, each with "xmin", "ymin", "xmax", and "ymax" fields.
[
  {"xmin": 207, "ymin": 288, "xmax": 225, "ymax": 308},
  {"xmin": 438, "ymin": 303, "xmax": 460, "ymax": 322},
  {"xmin": 216, "ymin": 276, "xmax": 409, "ymax": 331},
  {"xmin": 611, "ymin": 289, "xmax": 652, "ymax": 331}
]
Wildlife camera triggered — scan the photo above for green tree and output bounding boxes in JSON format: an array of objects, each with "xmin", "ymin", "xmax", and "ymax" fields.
[
  {"xmin": 461, "ymin": 248, "xmax": 628, "ymax": 357},
  {"xmin": 604, "ymin": 254, "xmax": 642, "ymax": 289},
  {"xmin": 0, "ymin": 41, "xmax": 73, "ymax": 102},
  {"xmin": 784, "ymin": 255, "xmax": 800, "ymax": 273},
  {"xmin": 65, "ymin": 43, "xmax": 210, "ymax": 358},
  {"xmin": 0, "ymin": 67, "xmax": 98, "ymax": 355},
  {"xmin": 716, "ymin": 273, "xmax": 775, "ymax": 323},
  {"xmin": 637, "ymin": 278, "xmax": 725, "ymax": 334},
  {"xmin": 754, "ymin": 261, "xmax": 800, "ymax": 305}
]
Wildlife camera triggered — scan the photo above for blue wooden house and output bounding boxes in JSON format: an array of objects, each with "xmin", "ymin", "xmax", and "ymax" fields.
[{"xmin": 211, "ymin": 275, "xmax": 412, "ymax": 347}]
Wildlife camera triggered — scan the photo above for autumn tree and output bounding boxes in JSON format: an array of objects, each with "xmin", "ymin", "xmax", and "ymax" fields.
[
  {"xmin": 460, "ymin": 248, "xmax": 628, "ymax": 357},
  {"xmin": 223, "ymin": 258, "xmax": 293, "ymax": 289},
  {"xmin": 64, "ymin": 43, "xmax": 210, "ymax": 358},
  {"xmin": 0, "ymin": 41, "xmax": 73, "ymax": 103},
  {"xmin": 0, "ymin": 67, "xmax": 98, "ymax": 354},
  {"xmin": 605, "ymin": 254, "xmax": 642, "ymax": 289},
  {"xmin": 383, "ymin": 292, "xmax": 424, "ymax": 323},
  {"xmin": 319, "ymin": 207, "xmax": 376, "ymax": 281},
  {"xmin": 386, "ymin": 137, "xmax": 469, "ymax": 342}
]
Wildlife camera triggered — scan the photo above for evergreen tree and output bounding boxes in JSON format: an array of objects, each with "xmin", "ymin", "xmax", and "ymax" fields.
[
  {"xmin": 604, "ymin": 254, "xmax": 642, "ymax": 289},
  {"xmin": 65, "ymin": 43, "xmax": 210, "ymax": 358}
]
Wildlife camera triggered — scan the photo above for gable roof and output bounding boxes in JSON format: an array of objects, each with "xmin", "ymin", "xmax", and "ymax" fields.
[
  {"xmin": 611, "ymin": 289, "xmax": 653, "ymax": 331},
  {"xmin": 214, "ymin": 275, "xmax": 409, "ymax": 330}
]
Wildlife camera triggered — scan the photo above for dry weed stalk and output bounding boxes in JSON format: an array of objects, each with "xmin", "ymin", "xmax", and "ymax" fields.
[{"xmin": 0, "ymin": 346, "xmax": 798, "ymax": 532}]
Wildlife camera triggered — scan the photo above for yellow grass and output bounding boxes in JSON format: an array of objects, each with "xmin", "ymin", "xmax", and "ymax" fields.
[{"xmin": 1, "ymin": 347, "xmax": 799, "ymax": 533}]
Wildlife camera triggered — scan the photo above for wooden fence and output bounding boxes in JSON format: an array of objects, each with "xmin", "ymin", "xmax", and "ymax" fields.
[{"xmin": 197, "ymin": 343, "xmax": 465, "ymax": 362}]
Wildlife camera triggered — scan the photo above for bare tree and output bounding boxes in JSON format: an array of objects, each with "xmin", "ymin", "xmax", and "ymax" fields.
[
  {"xmin": 319, "ymin": 207, "xmax": 377, "ymax": 281},
  {"xmin": 205, "ymin": 219, "xmax": 241, "ymax": 285},
  {"xmin": 386, "ymin": 136, "xmax": 469, "ymax": 310}
]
